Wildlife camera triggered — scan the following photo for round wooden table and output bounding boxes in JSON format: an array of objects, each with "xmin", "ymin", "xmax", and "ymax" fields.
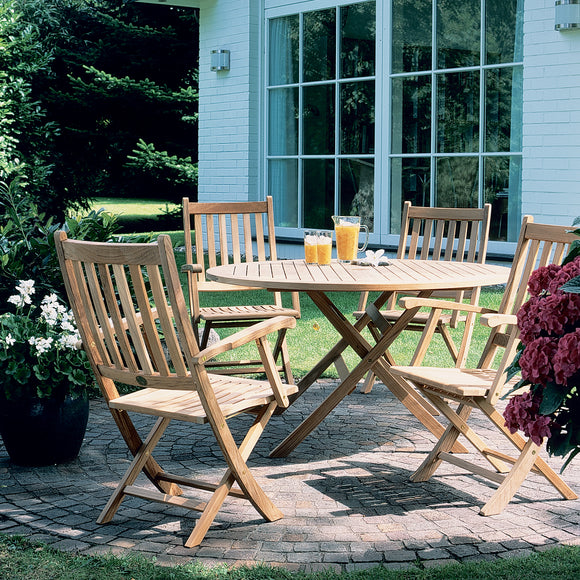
[{"xmin": 207, "ymin": 259, "xmax": 511, "ymax": 457}]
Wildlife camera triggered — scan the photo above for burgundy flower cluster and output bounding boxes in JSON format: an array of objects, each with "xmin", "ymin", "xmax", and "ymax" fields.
[
  {"xmin": 504, "ymin": 391, "xmax": 552, "ymax": 445},
  {"xmin": 504, "ymin": 256, "xmax": 580, "ymax": 444}
]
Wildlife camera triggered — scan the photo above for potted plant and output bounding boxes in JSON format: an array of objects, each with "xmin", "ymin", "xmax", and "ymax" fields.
[{"xmin": 0, "ymin": 279, "xmax": 92, "ymax": 466}]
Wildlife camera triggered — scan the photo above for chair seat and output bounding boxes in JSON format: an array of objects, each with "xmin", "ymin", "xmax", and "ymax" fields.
[
  {"xmin": 110, "ymin": 374, "xmax": 299, "ymax": 423},
  {"xmin": 390, "ymin": 366, "xmax": 519, "ymax": 398},
  {"xmin": 200, "ymin": 304, "xmax": 301, "ymax": 322},
  {"xmin": 353, "ymin": 309, "xmax": 466, "ymax": 326}
]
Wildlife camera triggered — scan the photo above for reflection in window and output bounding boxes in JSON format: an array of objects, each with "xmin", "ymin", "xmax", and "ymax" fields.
[
  {"xmin": 391, "ymin": 75, "xmax": 431, "ymax": 155},
  {"xmin": 340, "ymin": 159, "xmax": 375, "ymax": 230},
  {"xmin": 340, "ymin": 81, "xmax": 375, "ymax": 155},
  {"xmin": 392, "ymin": 0, "xmax": 432, "ymax": 74},
  {"xmin": 391, "ymin": 0, "xmax": 523, "ymax": 242},
  {"xmin": 437, "ymin": 71, "xmax": 480, "ymax": 154},
  {"xmin": 436, "ymin": 157, "xmax": 479, "ymax": 208},
  {"xmin": 268, "ymin": 2, "xmax": 375, "ymax": 231},
  {"xmin": 303, "ymin": 10, "xmax": 335, "ymax": 82}
]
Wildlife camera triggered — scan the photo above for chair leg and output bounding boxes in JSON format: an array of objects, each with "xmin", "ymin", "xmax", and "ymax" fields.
[
  {"xmin": 273, "ymin": 328, "xmax": 294, "ymax": 384},
  {"xmin": 479, "ymin": 438, "xmax": 540, "ymax": 516},
  {"xmin": 98, "ymin": 416, "xmax": 171, "ymax": 524},
  {"xmin": 411, "ymin": 404, "xmax": 471, "ymax": 482},
  {"xmin": 186, "ymin": 402, "xmax": 282, "ymax": 547}
]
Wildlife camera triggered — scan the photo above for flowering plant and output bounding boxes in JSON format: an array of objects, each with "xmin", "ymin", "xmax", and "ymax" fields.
[
  {"xmin": 504, "ymin": 223, "xmax": 580, "ymax": 469},
  {"xmin": 0, "ymin": 280, "xmax": 92, "ymax": 401}
]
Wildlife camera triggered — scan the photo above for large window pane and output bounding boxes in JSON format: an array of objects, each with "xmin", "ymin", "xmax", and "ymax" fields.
[
  {"xmin": 303, "ymin": 84, "xmax": 335, "ymax": 155},
  {"xmin": 340, "ymin": 81, "xmax": 375, "ymax": 154},
  {"xmin": 437, "ymin": 0, "xmax": 480, "ymax": 69},
  {"xmin": 437, "ymin": 71, "xmax": 480, "ymax": 154},
  {"xmin": 392, "ymin": 0, "xmax": 432, "ymax": 74},
  {"xmin": 484, "ymin": 156, "xmax": 522, "ymax": 241},
  {"xmin": 269, "ymin": 16, "xmax": 299, "ymax": 86},
  {"xmin": 268, "ymin": 88, "xmax": 298, "ymax": 156},
  {"xmin": 436, "ymin": 157, "xmax": 478, "ymax": 208},
  {"xmin": 340, "ymin": 1, "xmax": 376, "ymax": 79},
  {"xmin": 486, "ymin": 0, "xmax": 522, "ymax": 65},
  {"xmin": 392, "ymin": 75, "xmax": 431, "ymax": 154},
  {"xmin": 486, "ymin": 66, "xmax": 522, "ymax": 152},
  {"xmin": 391, "ymin": 157, "xmax": 431, "ymax": 233},
  {"xmin": 304, "ymin": 9, "xmax": 336, "ymax": 82},
  {"xmin": 269, "ymin": 159, "xmax": 298, "ymax": 227},
  {"xmin": 303, "ymin": 159, "xmax": 334, "ymax": 229},
  {"xmin": 340, "ymin": 159, "xmax": 375, "ymax": 231}
]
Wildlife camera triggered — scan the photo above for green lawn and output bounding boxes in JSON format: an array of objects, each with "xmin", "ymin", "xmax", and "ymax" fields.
[{"xmin": 2, "ymin": 534, "xmax": 579, "ymax": 579}]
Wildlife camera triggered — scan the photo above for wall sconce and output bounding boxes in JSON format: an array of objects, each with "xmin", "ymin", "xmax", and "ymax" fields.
[
  {"xmin": 555, "ymin": 0, "xmax": 580, "ymax": 30},
  {"xmin": 210, "ymin": 49, "xmax": 230, "ymax": 72}
]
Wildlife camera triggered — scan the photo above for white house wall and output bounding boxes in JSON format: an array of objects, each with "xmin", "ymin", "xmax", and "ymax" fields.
[
  {"xmin": 522, "ymin": 0, "xmax": 580, "ymax": 226},
  {"xmin": 196, "ymin": 0, "xmax": 580, "ymax": 255},
  {"xmin": 197, "ymin": 0, "xmax": 261, "ymax": 203}
]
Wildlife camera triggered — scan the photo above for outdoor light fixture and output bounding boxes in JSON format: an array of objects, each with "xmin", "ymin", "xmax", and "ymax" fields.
[
  {"xmin": 555, "ymin": 0, "xmax": 580, "ymax": 30},
  {"xmin": 210, "ymin": 49, "xmax": 230, "ymax": 72}
]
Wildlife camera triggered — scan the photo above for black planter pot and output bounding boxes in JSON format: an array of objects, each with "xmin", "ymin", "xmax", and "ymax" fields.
[{"xmin": 0, "ymin": 391, "xmax": 89, "ymax": 466}]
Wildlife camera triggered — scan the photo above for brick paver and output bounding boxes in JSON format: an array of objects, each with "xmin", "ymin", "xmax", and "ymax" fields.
[{"xmin": 1, "ymin": 381, "xmax": 579, "ymax": 572}]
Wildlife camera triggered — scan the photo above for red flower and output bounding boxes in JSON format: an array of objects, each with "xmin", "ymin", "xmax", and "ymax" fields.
[
  {"xmin": 504, "ymin": 391, "xmax": 551, "ymax": 445},
  {"xmin": 554, "ymin": 328, "xmax": 580, "ymax": 386},
  {"xmin": 517, "ymin": 295, "xmax": 542, "ymax": 344},
  {"xmin": 547, "ymin": 256, "xmax": 580, "ymax": 295},
  {"xmin": 518, "ymin": 336, "xmax": 558, "ymax": 386},
  {"xmin": 528, "ymin": 263, "xmax": 561, "ymax": 296}
]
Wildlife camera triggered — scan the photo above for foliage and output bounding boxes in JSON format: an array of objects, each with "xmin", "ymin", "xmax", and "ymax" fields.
[
  {"xmin": 0, "ymin": 178, "xmax": 153, "ymax": 308},
  {"xmin": 0, "ymin": 0, "xmax": 199, "ymax": 219},
  {"xmin": 0, "ymin": 280, "xmax": 91, "ymax": 401},
  {"xmin": 504, "ymin": 219, "xmax": 580, "ymax": 470}
]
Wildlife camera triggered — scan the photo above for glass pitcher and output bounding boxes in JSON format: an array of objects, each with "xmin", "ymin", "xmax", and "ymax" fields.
[{"xmin": 332, "ymin": 216, "xmax": 369, "ymax": 262}]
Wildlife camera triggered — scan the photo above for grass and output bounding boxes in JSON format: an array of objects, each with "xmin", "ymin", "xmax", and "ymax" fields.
[{"xmin": 1, "ymin": 535, "xmax": 580, "ymax": 579}]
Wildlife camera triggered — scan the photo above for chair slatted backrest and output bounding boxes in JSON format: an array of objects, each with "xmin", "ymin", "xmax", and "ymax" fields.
[
  {"xmin": 383, "ymin": 202, "xmax": 491, "ymax": 312},
  {"xmin": 183, "ymin": 196, "xmax": 300, "ymax": 321},
  {"xmin": 475, "ymin": 217, "xmax": 577, "ymax": 404},
  {"xmin": 55, "ymin": 232, "xmax": 200, "ymax": 401}
]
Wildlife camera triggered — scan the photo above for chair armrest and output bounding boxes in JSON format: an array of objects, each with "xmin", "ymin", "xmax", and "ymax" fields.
[
  {"xmin": 193, "ymin": 315, "xmax": 297, "ymax": 364},
  {"xmin": 480, "ymin": 313, "xmax": 518, "ymax": 328},
  {"xmin": 181, "ymin": 264, "xmax": 204, "ymax": 274},
  {"xmin": 399, "ymin": 296, "xmax": 496, "ymax": 315}
]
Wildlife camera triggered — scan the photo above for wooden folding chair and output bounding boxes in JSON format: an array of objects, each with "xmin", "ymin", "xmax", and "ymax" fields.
[
  {"xmin": 182, "ymin": 196, "xmax": 300, "ymax": 383},
  {"xmin": 389, "ymin": 217, "xmax": 578, "ymax": 515},
  {"xmin": 54, "ymin": 231, "xmax": 298, "ymax": 547},
  {"xmin": 356, "ymin": 202, "xmax": 491, "ymax": 392}
]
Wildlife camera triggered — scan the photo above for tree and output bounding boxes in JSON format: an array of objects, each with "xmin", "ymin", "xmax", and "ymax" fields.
[{"xmin": 0, "ymin": 0, "xmax": 199, "ymax": 220}]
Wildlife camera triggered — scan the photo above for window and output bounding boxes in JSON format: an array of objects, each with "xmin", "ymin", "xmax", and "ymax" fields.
[
  {"xmin": 267, "ymin": 1, "xmax": 376, "ymax": 232},
  {"xmin": 390, "ymin": 0, "xmax": 523, "ymax": 241}
]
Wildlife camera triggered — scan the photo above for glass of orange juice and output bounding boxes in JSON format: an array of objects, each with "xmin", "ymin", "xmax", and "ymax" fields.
[
  {"xmin": 316, "ymin": 231, "xmax": 332, "ymax": 265},
  {"xmin": 332, "ymin": 216, "xmax": 369, "ymax": 262},
  {"xmin": 304, "ymin": 231, "xmax": 318, "ymax": 263}
]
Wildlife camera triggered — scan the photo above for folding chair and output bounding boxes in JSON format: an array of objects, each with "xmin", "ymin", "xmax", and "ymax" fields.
[
  {"xmin": 356, "ymin": 202, "xmax": 491, "ymax": 392},
  {"xmin": 182, "ymin": 196, "xmax": 300, "ymax": 383},
  {"xmin": 54, "ymin": 231, "xmax": 298, "ymax": 547},
  {"xmin": 389, "ymin": 217, "xmax": 578, "ymax": 515}
]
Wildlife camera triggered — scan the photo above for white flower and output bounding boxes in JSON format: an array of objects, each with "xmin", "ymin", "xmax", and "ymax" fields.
[
  {"xmin": 3, "ymin": 333, "xmax": 15, "ymax": 346},
  {"xmin": 7, "ymin": 294, "xmax": 26, "ymax": 308},
  {"xmin": 28, "ymin": 336, "xmax": 54, "ymax": 355},
  {"xmin": 58, "ymin": 333, "xmax": 80, "ymax": 350}
]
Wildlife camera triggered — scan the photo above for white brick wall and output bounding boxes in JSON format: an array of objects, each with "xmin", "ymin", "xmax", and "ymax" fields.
[
  {"xmin": 197, "ymin": 0, "xmax": 261, "ymax": 203},
  {"xmin": 523, "ymin": 0, "xmax": 580, "ymax": 225}
]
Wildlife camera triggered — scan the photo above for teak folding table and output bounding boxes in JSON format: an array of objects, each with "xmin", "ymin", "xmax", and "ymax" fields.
[{"xmin": 207, "ymin": 259, "xmax": 510, "ymax": 457}]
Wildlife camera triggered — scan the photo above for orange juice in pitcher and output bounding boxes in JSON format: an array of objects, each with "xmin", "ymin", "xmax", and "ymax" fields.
[{"xmin": 332, "ymin": 216, "xmax": 369, "ymax": 262}]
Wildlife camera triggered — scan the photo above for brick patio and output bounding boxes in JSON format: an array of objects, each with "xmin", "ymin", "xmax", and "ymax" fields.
[{"xmin": 1, "ymin": 380, "xmax": 579, "ymax": 573}]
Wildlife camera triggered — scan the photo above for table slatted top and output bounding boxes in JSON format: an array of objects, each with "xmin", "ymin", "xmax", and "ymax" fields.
[{"xmin": 206, "ymin": 259, "xmax": 510, "ymax": 292}]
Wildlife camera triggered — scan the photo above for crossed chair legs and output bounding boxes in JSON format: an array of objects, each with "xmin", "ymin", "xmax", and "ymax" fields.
[
  {"xmin": 99, "ymin": 404, "xmax": 282, "ymax": 548},
  {"xmin": 411, "ymin": 394, "xmax": 577, "ymax": 516}
]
